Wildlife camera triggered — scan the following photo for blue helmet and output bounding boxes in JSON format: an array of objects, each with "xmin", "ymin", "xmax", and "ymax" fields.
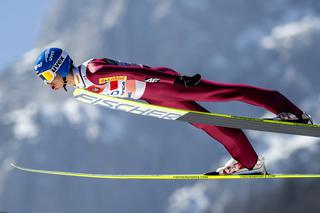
[{"xmin": 34, "ymin": 47, "xmax": 73, "ymax": 84}]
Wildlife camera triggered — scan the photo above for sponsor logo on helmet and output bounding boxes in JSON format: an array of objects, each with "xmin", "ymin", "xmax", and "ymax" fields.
[
  {"xmin": 49, "ymin": 51, "xmax": 55, "ymax": 62},
  {"xmin": 99, "ymin": 76, "xmax": 127, "ymax": 84},
  {"xmin": 51, "ymin": 55, "xmax": 65, "ymax": 73},
  {"xmin": 44, "ymin": 49, "xmax": 50, "ymax": 62},
  {"xmin": 34, "ymin": 62, "xmax": 43, "ymax": 70}
]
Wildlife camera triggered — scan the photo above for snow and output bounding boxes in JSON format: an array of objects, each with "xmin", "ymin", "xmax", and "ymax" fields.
[
  {"xmin": 102, "ymin": 0, "xmax": 126, "ymax": 30},
  {"xmin": 86, "ymin": 124, "xmax": 101, "ymax": 140},
  {"xmin": 151, "ymin": 0, "xmax": 175, "ymax": 22},
  {"xmin": 80, "ymin": 103, "xmax": 102, "ymax": 140},
  {"xmin": 249, "ymin": 110, "xmax": 320, "ymax": 165},
  {"xmin": 283, "ymin": 65, "xmax": 311, "ymax": 91},
  {"xmin": 259, "ymin": 133, "xmax": 319, "ymax": 165},
  {"xmin": 2, "ymin": 1, "xmax": 320, "ymax": 212},
  {"xmin": 261, "ymin": 16, "xmax": 320, "ymax": 49},
  {"xmin": 14, "ymin": 40, "xmax": 64, "ymax": 74},
  {"xmin": 168, "ymin": 182, "xmax": 209, "ymax": 213},
  {"xmin": 38, "ymin": 98, "xmax": 103, "ymax": 140},
  {"xmin": 3, "ymin": 103, "xmax": 39, "ymax": 141},
  {"xmin": 62, "ymin": 99, "xmax": 83, "ymax": 125}
]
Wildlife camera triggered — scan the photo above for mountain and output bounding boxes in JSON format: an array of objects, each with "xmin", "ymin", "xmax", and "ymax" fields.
[{"xmin": 1, "ymin": 0, "xmax": 320, "ymax": 212}]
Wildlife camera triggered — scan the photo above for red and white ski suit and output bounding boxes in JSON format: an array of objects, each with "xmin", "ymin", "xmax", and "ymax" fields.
[{"xmin": 73, "ymin": 58, "xmax": 303, "ymax": 169}]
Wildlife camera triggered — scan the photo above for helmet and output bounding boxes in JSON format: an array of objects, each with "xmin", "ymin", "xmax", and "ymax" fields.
[{"xmin": 34, "ymin": 47, "xmax": 73, "ymax": 84}]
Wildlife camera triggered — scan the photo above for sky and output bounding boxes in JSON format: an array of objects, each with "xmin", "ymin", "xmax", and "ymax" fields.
[{"xmin": 0, "ymin": 0, "xmax": 52, "ymax": 70}]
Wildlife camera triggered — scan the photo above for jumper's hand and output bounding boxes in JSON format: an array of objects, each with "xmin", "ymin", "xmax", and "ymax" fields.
[{"xmin": 175, "ymin": 74, "xmax": 201, "ymax": 87}]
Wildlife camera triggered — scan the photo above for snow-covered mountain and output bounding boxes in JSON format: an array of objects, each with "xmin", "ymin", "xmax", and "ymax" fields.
[{"xmin": 1, "ymin": 0, "xmax": 320, "ymax": 212}]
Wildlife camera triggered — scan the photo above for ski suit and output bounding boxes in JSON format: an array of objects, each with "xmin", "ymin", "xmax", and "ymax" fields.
[{"xmin": 73, "ymin": 58, "xmax": 303, "ymax": 169}]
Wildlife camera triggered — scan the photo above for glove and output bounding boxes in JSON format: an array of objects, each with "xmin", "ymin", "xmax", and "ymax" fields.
[{"xmin": 175, "ymin": 74, "xmax": 201, "ymax": 87}]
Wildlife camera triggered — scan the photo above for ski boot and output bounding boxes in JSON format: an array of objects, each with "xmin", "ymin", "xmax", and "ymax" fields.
[
  {"xmin": 267, "ymin": 112, "xmax": 313, "ymax": 124},
  {"xmin": 204, "ymin": 156, "xmax": 267, "ymax": 175}
]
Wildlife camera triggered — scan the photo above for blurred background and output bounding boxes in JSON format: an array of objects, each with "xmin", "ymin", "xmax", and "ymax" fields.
[{"xmin": 1, "ymin": 0, "xmax": 320, "ymax": 212}]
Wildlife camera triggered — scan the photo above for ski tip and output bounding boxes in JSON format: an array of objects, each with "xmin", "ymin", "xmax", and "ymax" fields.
[{"xmin": 10, "ymin": 162, "xmax": 19, "ymax": 169}]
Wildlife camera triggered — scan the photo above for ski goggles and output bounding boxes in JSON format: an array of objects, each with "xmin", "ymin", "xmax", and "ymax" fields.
[
  {"xmin": 37, "ymin": 69, "xmax": 57, "ymax": 84},
  {"xmin": 36, "ymin": 51, "xmax": 68, "ymax": 84}
]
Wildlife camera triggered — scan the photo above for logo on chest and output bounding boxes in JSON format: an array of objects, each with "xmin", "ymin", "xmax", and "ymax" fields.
[
  {"xmin": 86, "ymin": 85, "xmax": 106, "ymax": 94},
  {"xmin": 109, "ymin": 81, "xmax": 118, "ymax": 90},
  {"xmin": 109, "ymin": 81, "xmax": 126, "ymax": 96},
  {"xmin": 99, "ymin": 76, "xmax": 127, "ymax": 84}
]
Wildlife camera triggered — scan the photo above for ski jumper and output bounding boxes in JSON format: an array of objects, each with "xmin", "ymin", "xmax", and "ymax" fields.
[{"xmin": 73, "ymin": 58, "xmax": 304, "ymax": 169}]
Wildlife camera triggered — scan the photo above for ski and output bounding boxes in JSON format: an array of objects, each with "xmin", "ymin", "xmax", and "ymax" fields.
[
  {"xmin": 11, "ymin": 163, "xmax": 320, "ymax": 179},
  {"xmin": 73, "ymin": 88, "xmax": 320, "ymax": 137}
]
